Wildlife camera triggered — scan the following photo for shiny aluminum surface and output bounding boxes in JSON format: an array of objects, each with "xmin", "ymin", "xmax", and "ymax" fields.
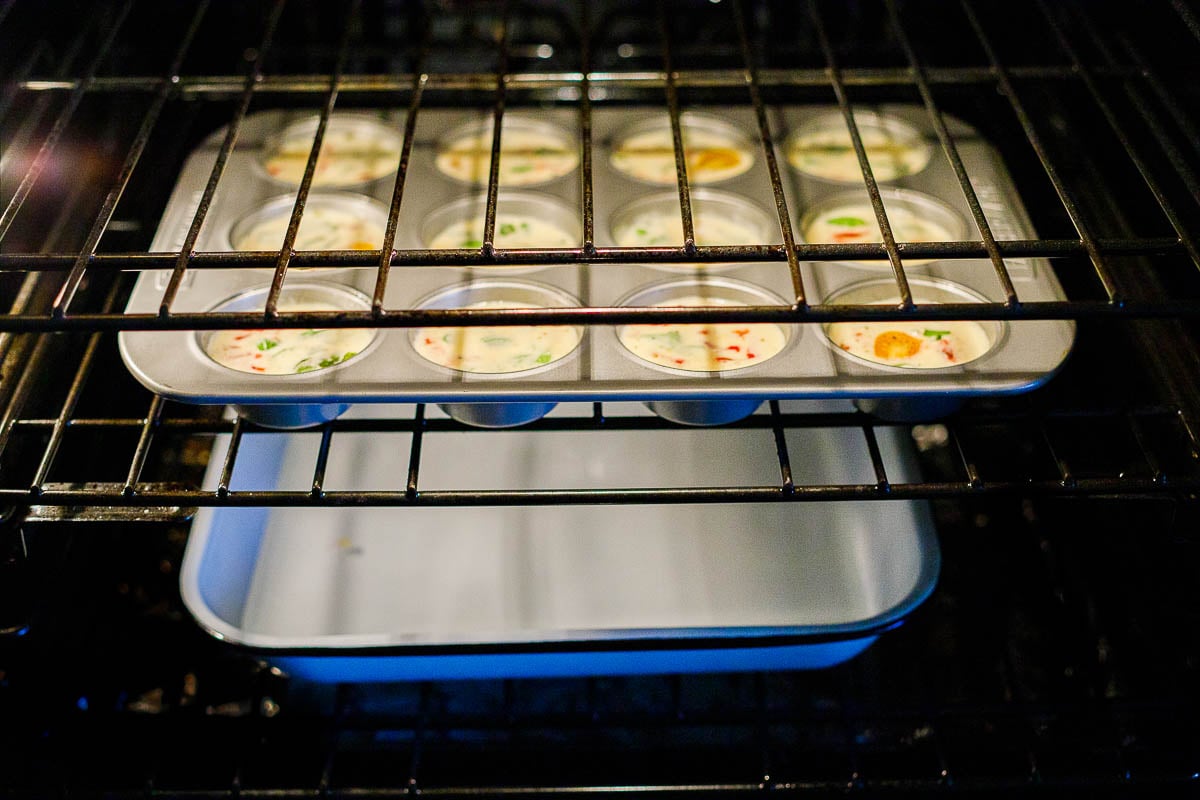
[
  {"xmin": 120, "ymin": 105, "xmax": 1075, "ymax": 415},
  {"xmin": 179, "ymin": 407, "xmax": 940, "ymax": 677}
]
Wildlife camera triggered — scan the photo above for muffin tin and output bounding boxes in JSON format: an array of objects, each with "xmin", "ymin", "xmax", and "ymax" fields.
[{"xmin": 120, "ymin": 105, "xmax": 1074, "ymax": 427}]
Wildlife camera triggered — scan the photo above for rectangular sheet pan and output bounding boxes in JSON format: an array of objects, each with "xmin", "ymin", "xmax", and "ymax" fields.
[{"xmin": 179, "ymin": 402, "xmax": 940, "ymax": 680}]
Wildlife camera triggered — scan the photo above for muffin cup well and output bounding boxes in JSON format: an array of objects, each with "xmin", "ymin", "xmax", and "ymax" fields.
[
  {"xmin": 822, "ymin": 276, "xmax": 1007, "ymax": 421},
  {"xmin": 434, "ymin": 114, "xmax": 579, "ymax": 187},
  {"xmin": 256, "ymin": 113, "xmax": 403, "ymax": 190},
  {"xmin": 615, "ymin": 277, "xmax": 794, "ymax": 426},
  {"xmin": 798, "ymin": 187, "xmax": 968, "ymax": 269},
  {"xmin": 609, "ymin": 188, "xmax": 778, "ymax": 268},
  {"xmin": 785, "ymin": 110, "xmax": 932, "ymax": 184},
  {"xmin": 228, "ymin": 192, "xmax": 390, "ymax": 287},
  {"xmin": 410, "ymin": 279, "xmax": 584, "ymax": 428},
  {"xmin": 421, "ymin": 191, "xmax": 581, "ymax": 271},
  {"xmin": 198, "ymin": 281, "xmax": 379, "ymax": 429},
  {"xmin": 609, "ymin": 111, "xmax": 756, "ymax": 186}
]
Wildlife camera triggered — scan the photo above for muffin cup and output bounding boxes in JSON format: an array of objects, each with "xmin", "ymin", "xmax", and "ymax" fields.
[
  {"xmin": 609, "ymin": 111, "xmax": 756, "ymax": 186},
  {"xmin": 232, "ymin": 402, "xmax": 354, "ymax": 430},
  {"xmin": 256, "ymin": 113, "xmax": 403, "ymax": 190},
  {"xmin": 434, "ymin": 114, "xmax": 579, "ymax": 187},
  {"xmin": 822, "ymin": 276, "xmax": 1006, "ymax": 421},
  {"xmin": 785, "ymin": 110, "xmax": 932, "ymax": 184},
  {"xmin": 198, "ymin": 281, "xmax": 379, "ymax": 429},
  {"xmin": 615, "ymin": 277, "xmax": 794, "ymax": 426},
  {"xmin": 798, "ymin": 188, "xmax": 968, "ymax": 269},
  {"xmin": 421, "ymin": 191, "xmax": 581, "ymax": 269},
  {"xmin": 609, "ymin": 188, "xmax": 778, "ymax": 267},
  {"xmin": 410, "ymin": 279, "xmax": 584, "ymax": 428},
  {"xmin": 228, "ymin": 192, "xmax": 390, "ymax": 287},
  {"xmin": 644, "ymin": 398, "xmax": 764, "ymax": 427}
]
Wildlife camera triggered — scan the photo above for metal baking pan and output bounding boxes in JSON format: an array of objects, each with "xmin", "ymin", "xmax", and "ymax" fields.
[
  {"xmin": 178, "ymin": 403, "xmax": 940, "ymax": 680},
  {"xmin": 120, "ymin": 105, "xmax": 1074, "ymax": 425}
]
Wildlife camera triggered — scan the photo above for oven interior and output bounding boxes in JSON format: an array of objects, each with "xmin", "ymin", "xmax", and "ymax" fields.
[{"xmin": 1, "ymin": 0, "xmax": 1199, "ymax": 795}]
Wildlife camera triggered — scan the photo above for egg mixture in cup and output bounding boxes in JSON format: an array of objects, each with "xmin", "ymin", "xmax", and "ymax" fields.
[
  {"xmin": 785, "ymin": 110, "xmax": 933, "ymax": 184},
  {"xmin": 610, "ymin": 189, "xmax": 778, "ymax": 269},
  {"xmin": 798, "ymin": 188, "xmax": 968, "ymax": 270},
  {"xmin": 197, "ymin": 282, "xmax": 380, "ymax": 429},
  {"xmin": 435, "ymin": 114, "xmax": 579, "ymax": 187},
  {"xmin": 257, "ymin": 113, "xmax": 403, "ymax": 190},
  {"xmin": 609, "ymin": 112, "xmax": 756, "ymax": 186},
  {"xmin": 228, "ymin": 192, "xmax": 389, "ymax": 288},
  {"xmin": 615, "ymin": 277, "xmax": 795, "ymax": 425},
  {"xmin": 409, "ymin": 279, "xmax": 584, "ymax": 428},
  {"xmin": 821, "ymin": 276, "xmax": 1006, "ymax": 421},
  {"xmin": 421, "ymin": 191, "xmax": 581, "ymax": 272}
]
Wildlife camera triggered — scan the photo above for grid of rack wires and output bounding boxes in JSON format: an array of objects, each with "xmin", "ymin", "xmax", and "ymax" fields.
[{"xmin": 0, "ymin": 0, "xmax": 1199, "ymax": 511}]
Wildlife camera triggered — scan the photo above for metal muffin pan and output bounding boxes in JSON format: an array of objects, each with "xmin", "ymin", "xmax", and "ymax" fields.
[{"xmin": 121, "ymin": 105, "xmax": 1074, "ymax": 424}]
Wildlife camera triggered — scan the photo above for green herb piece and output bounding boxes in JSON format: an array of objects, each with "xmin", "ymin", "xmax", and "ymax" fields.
[
  {"xmin": 499, "ymin": 223, "xmax": 516, "ymax": 236},
  {"xmin": 827, "ymin": 216, "xmax": 867, "ymax": 227},
  {"xmin": 463, "ymin": 238, "xmax": 483, "ymax": 248},
  {"xmin": 296, "ymin": 364, "xmax": 315, "ymax": 374},
  {"xmin": 511, "ymin": 164, "xmax": 533, "ymax": 173},
  {"xmin": 535, "ymin": 352, "xmax": 552, "ymax": 364},
  {"xmin": 923, "ymin": 329, "xmax": 951, "ymax": 339},
  {"xmin": 300, "ymin": 329, "xmax": 322, "ymax": 337},
  {"xmin": 342, "ymin": 352, "xmax": 357, "ymax": 362},
  {"xmin": 636, "ymin": 228, "xmax": 648, "ymax": 236},
  {"xmin": 257, "ymin": 338, "xmax": 279, "ymax": 351},
  {"xmin": 481, "ymin": 336, "xmax": 510, "ymax": 345},
  {"xmin": 644, "ymin": 330, "xmax": 683, "ymax": 346},
  {"xmin": 318, "ymin": 354, "xmax": 341, "ymax": 368},
  {"xmin": 442, "ymin": 333, "xmax": 454, "ymax": 343},
  {"xmin": 520, "ymin": 222, "xmax": 530, "ymax": 231}
]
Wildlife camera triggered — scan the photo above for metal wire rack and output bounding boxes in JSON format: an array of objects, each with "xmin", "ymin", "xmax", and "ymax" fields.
[
  {"xmin": 0, "ymin": 1, "xmax": 1199, "ymax": 794},
  {"xmin": 0, "ymin": 0, "xmax": 1198, "ymax": 512}
]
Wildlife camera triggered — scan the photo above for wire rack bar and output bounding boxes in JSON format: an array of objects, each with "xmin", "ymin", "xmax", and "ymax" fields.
[
  {"xmin": 0, "ymin": 1, "xmax": 134, "ymax": 244},
  {"xmin": 11, "ymin": 65, "xmax": 1160, "ymax": 95},
  {"xmin": 371, "ymin": 28, "xmax": 432, "ymax": 314},
  {"xmin": 959, "ymin": 0, "xmax": 1122, "ymax": 303},
  {"xmin": 656, "ymin": 1, "xmax": 699, "ymax": 253},
  {"xmin": 50, "ymin": 1, "xmax": 212, "ymax": 318},
  {"xmin": 732, "ymin": 0, "xmax": 807, "ymax": 306},
  {"xmin": 263, "ymin": 0, "xmax": 362, "ymax": 317},
  {"xmin": 0, "ymin": 299, "xmax": 1198, "ymax": 337},
  {"xmin": 809, "ymin": 0, "xmax": 912, "ymax": 307},
  {"xmin": 1083, "ymin": 17, "xmax": 1200, "ymax": 237},
  {"xmin": 158, "ymin": 0, "xmax": 289, "ymax": 314},
  {"xmin": 479, "ymin": 2, "xmax": 512, "ymax": 260},
  {"xmin": 1037, "ymin": 0, "xmax": 1200, "ymax": 274},
  {"xmin": 883, "ymin": 0, "xmax": 1018, "ymax": 306}
]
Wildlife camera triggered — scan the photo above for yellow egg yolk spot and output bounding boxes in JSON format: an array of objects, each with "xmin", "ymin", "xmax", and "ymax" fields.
[{"xmin": 873, "ymin": 330, "xmax": 922, "ymax": 360}]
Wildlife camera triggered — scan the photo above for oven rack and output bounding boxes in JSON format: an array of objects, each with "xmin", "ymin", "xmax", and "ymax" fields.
[
  {"xmin": 0, "ymin": 0, "xmax": 1198, "ymax": 335},
  {"xmin": 2, "ymin": 493, "xmax": 1198, "ymax": 797},
  {"xmin": 0, "ymin": 0, "xmax": 1199, "ymax": 513}
]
